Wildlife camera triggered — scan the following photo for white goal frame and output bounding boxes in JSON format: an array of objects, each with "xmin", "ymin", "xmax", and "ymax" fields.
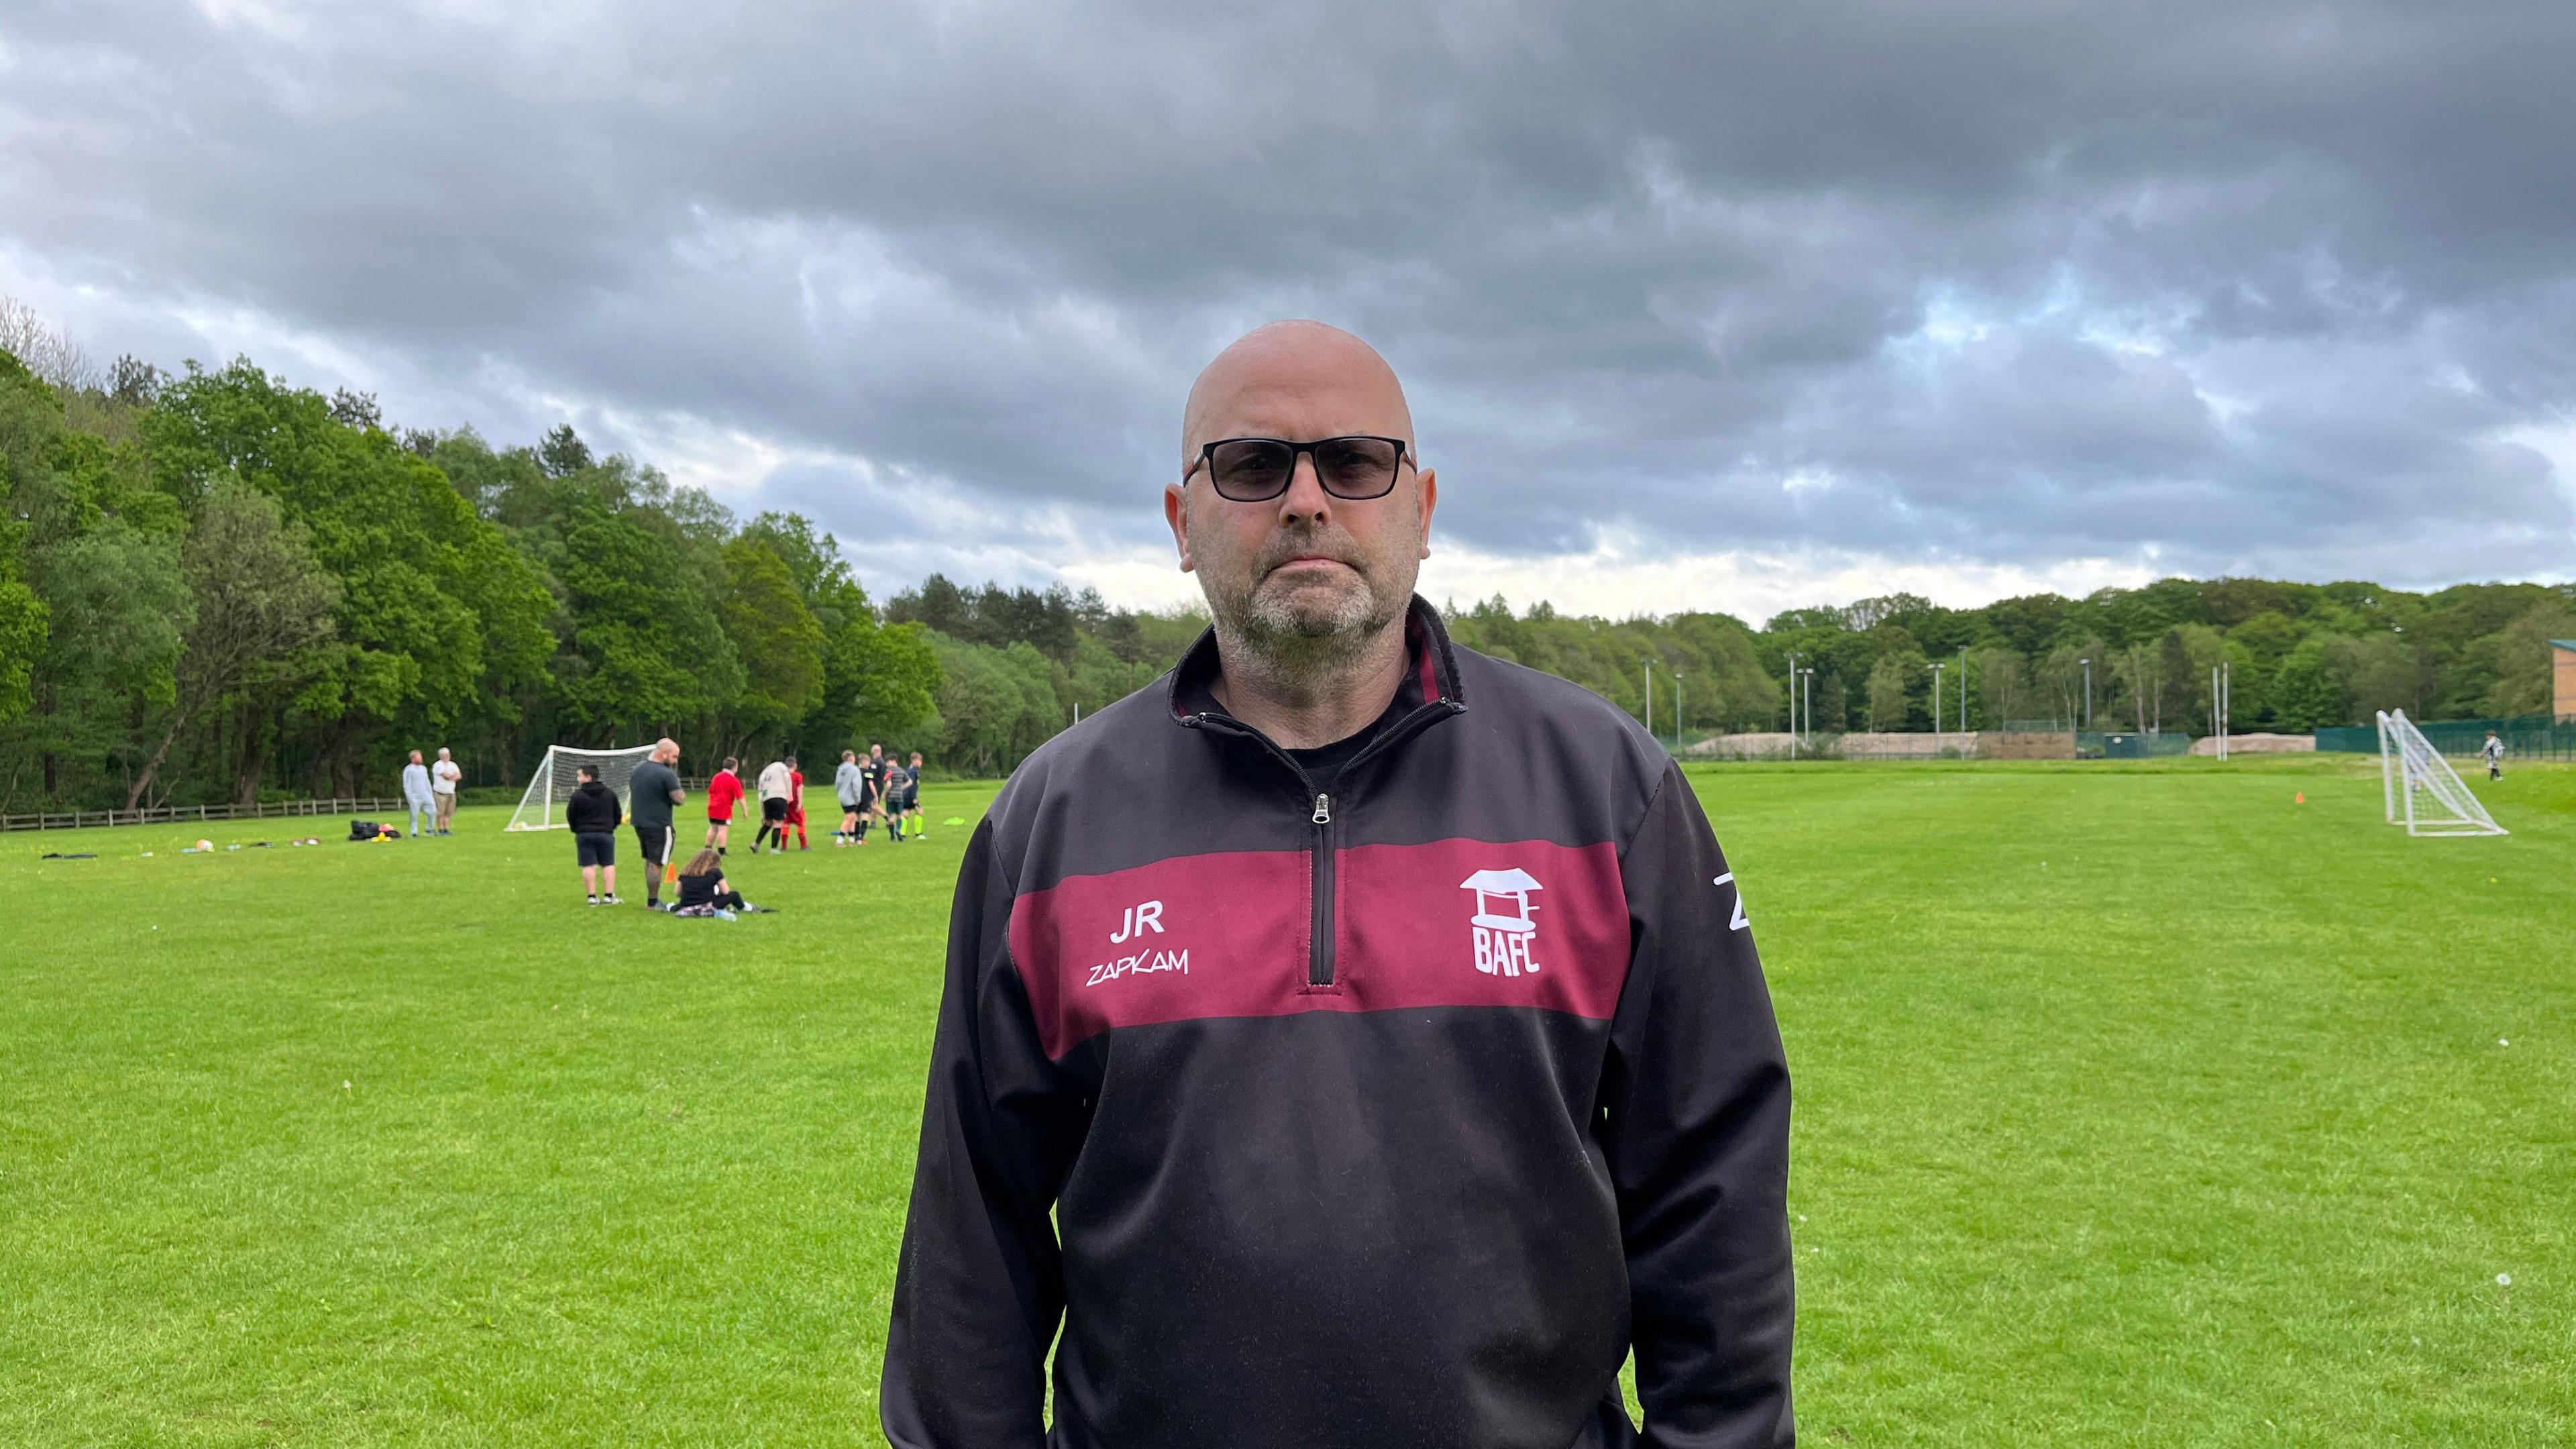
[
  {"xmin": 2377, "ymin": 710, "xmax": 2506, "ymax": 837},
  {"xmin": 505, "ymin": 744, "xmax": 660, "ymax": 831}
]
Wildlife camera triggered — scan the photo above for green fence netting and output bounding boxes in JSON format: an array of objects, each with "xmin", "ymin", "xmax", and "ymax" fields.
[{"xmin": 2314, "ymin": 713, "xmax": 2576, "ymax": 761}]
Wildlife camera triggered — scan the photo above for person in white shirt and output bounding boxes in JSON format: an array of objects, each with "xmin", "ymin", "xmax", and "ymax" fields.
[
  {"xmin": 400, "ymin": 751, "xmax": 437, "ymax": 839},
  {"xmin": 431, "ymin": 747, "xmax": 462, "ymax": 835},
  {"xmin": 2483, "ymin": 731, "xmax": 2505, "ymax": 781},
  {"xmin": 755, "ymin": 756, "xmax": 795, "ymax": 854}
]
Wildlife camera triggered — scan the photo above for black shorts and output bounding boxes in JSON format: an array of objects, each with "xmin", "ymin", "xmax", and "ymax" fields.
[
  {"xmin": 576, "ymin": 831, "xmax": 616, "ymax": 868},
  {"xmin": 896, "ymin": 788, "xmax": 920, "ymax": 810},
  {"xmin": 633, "ymin": 824, "xmax": 674, "ymax": 867},
  {"xmin": 762, "ymin": 797, "xmax": 790, "ymax": 822}
]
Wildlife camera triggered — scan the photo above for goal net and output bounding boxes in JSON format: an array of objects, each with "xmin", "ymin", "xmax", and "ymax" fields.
[
  {"xmin": 504, "ymin": 745, "xmax": 659, "ymax": 831},
  {"xmin": 2377, "ymin": 710, "xmax": 2507, "ymax": 837}
]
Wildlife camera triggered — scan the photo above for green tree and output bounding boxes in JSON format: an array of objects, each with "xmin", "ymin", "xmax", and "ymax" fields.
[
  {"xmin": 822, "ymin": 613, "xmax": 940, "ymax": 745},
  {"xmin": 2485, "ymin": 600, "xmax": 2576, "ymax": 717},
  {"xmin": 0, "ymin": 350, "xmax": 56, "ymax": 727},
  {"xmin": 142, "ymin": 360, "xmax": 537, "ymax": 790},
  {"xmin": 1864, "ymin": 652, "xmax": 1915, "ymax": 731},
  {"xmin": 127, "ymin": 481, "xmax": 339, "ymax": 808},
  {"xmin": 551, "ymin": 484, "xmax": 741, "ymax": 740},
  {"xmin": 717, "ymin": 536, "xmax": 826, "ymax": 748},
  {"xmin": 2267, "ymin": 639, "xmax": 2343, "ymax": 732}
]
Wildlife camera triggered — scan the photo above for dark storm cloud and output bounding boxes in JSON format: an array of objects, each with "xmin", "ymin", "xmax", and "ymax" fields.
[{"xmin": 3, "ymin": 0, "xmax": 2572, "ymax": 592}]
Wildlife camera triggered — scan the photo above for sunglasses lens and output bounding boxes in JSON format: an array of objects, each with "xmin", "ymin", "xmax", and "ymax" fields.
[
  {"xmin": 1313, "ymin": 437, "xmax": 1401, "ymax": 497},
  {"xmin": 1208, "ymin": 439, "xmax": 1295, "ymax": 499}
]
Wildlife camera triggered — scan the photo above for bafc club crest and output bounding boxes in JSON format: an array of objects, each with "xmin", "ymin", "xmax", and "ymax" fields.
[{"xmin": 1459, "ymin": 868, "xmax": 1543, "ymax": 977}]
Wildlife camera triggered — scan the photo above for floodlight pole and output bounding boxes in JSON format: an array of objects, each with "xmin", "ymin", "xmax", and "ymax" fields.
[
  {"xmin": 2080, "ymin": 657, "xmax": 2092, "ymax": 729},
  {"xmin": 1643, "ymin": 661, "xmax": 1654, "ymax": 739},
  {"xmin": 1784, "ymin": 652, "xmax": 1801, "ymax": 759},
  {"xmin": 1801, "ymin": 668, "xmax": 1815, "ymax": 750},
  {"xmin": 1958, "ymin": 646, "xmax": 1969, "ymax": 735},
  {"xmin": 1674, "ymin": 672, "xmax": 1685, "ymax": 745},
  {"xmin": 2221, "ymin": 661, "xmax": 2232, "ymax": 761},
  {"xmin": 1931, "ymin": 661, "xmax": 1946, "ymax": 739}
]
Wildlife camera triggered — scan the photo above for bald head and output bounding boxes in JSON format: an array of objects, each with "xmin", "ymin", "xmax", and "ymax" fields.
[{"xmin": 1181, "ymin": 321, "xmax": 1414, "ymax": 468}]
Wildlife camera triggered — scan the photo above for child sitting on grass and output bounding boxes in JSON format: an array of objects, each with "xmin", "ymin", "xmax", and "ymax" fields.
[{"xmin": 671, "ymin": 847, "xmax": 769, "ymax": 915}]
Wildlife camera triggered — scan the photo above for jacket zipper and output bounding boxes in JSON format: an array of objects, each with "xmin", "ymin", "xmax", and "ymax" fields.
[
  {"xmin": 1309, "ymin": 792, "xmax": 1335, "ymax": 987},
  {"xmin": 1185, "ymin": 698, "xmax": 1464, "ymax": 993}
]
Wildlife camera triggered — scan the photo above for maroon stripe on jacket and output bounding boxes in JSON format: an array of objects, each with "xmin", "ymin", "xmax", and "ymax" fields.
[{"xmin": 1008, "ymin": 838, "xmax": 1629, "ymax": 1059}]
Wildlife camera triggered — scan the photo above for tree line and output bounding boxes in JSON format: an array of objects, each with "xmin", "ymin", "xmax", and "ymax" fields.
[
  {"xmin": 5, "ymin": 311, "xmax": 2567, "ymax": 812},
  {"xmin": 1741, "ymin": 578, "xmax": 2571, "ymax": 739}
]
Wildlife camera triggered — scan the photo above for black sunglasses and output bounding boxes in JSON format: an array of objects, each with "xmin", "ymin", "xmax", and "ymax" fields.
[{"xmin": 1184, "ymin": 435, "xmax": 1412, "ymax": 502}]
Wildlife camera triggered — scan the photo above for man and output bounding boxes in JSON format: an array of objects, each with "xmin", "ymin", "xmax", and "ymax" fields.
[
  {"xmin": 564, "ymin": 761, "xmax": 621, "ymax": 905},
  {"xmin": 399, "ymin": 751, "xmax": 436, "ymax": 839},
  {"xmin": 833, "ymin": 749, "xmax": 865, "ymax": 846},
  {"xmin": 2484, "ymin": 730, "xmax": 2505, "ymax": 780},
  {"xmin": 883, "ymin": 323, "xmax": 1792, "ymax": 1449},
  {"xmin": 629, "ymin": 738, "xmax": 686, "ymax": 910},
  {"xmin": 755, "ymin": 755, "xmax": 795, "ymax": 853},
  {"xmin": 705, "ymin": 756, "xmax": 745, "ymax": 855},
  {"xmin": 431, "ymin": 747, "xmax": 462, "ymax": 835},
  {"xmin": 898, "ymin": 750, "xmax": 926, "ymax": 839},
  {"xmin": 861, "ymin": 742, "xmax": 891, "ymax": 841}
]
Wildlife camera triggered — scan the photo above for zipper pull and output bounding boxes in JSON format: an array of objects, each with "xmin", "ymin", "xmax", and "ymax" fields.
[{"xmin": 1312, "ymin": 793, "xmax": 1332, "ymax": 824}]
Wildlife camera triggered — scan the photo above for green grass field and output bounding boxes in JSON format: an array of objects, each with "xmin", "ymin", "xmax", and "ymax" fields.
[{"xmin": 4, "ymin": 758, "xmax": 2571, "ymax": 1446}]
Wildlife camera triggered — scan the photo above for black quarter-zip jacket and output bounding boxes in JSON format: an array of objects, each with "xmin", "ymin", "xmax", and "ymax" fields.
[{"xmin": 883, "ymin": 598, "xmax": 1793, "ymax": 1449}]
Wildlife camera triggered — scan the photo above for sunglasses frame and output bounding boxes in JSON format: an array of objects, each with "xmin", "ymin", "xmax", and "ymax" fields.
[{"xmin": 1183, "ymin": 435, "xmax": 1413, "ymax": 502}]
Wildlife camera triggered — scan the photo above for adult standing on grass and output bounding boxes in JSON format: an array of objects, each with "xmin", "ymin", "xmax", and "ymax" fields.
[
  {"xmin": 833, "ymin": 749, "xmax": 865, "ymax": 846},
  {"xmin": 565, "ymin": 762, "xmax": 621, "ymax": 906},
  {"xmin": 705, "ymin": 756, "xmax": 745, "ymax": 856},
  {"xmin": 883, "ymin": 322, "xmax": 1792, "ymax": 1449},
  {"xmin": 629, "ymin": 738, "xmax": 686, "ymax": 912},
  {"xmin": 862, "ymin": 742, "xmax": 891, "ymax": 841},
  {"xmin": 400, "ymin": 750, "xmax": 436, "ymax": 839},
  {"xmin": 431, "ymin": 747, "xmax": 462, "ymax": 835},
  {"xmin": 755, "ymin": 755, "xmax": 794, "ymax": 853}
]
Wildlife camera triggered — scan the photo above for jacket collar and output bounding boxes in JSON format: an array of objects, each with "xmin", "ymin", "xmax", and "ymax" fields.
[{"xmin": 1168, "ymin": 594, "xmax": 1464, "ymax": 727}]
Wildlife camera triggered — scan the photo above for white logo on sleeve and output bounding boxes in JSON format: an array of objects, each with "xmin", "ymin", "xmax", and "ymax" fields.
[
  {"xmin": 1460, "ymin": 867, "xmax": 1543, "ymax": 977},
  {"xmin": 1713, "ymin": 872, "xmax": 1749, "ymax": 930}
]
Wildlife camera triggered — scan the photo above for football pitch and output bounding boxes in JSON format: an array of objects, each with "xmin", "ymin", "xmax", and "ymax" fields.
[{"xmin": 3, "ymin": 758, "xmax": 2569, "ymax": 1446}]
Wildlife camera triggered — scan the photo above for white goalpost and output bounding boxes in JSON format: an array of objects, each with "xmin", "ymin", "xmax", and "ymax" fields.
[
  {"xmin": 2377, "ymin": 710, "xmax": 2507, "ymax": 837},
  {"xmin": 504, "ymin": 744, "xmax": 659, "ymax": 831}
]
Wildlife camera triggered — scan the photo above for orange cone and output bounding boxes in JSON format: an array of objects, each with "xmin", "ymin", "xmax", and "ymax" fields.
[{"xmin": 2294, "ymin": 792, "xmax": 2305, "ymax": 804}]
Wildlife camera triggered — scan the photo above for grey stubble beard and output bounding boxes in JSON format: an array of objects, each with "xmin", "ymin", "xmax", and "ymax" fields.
[{"xmin": 1201, "ymin": 516, "xmax": 1417, "ymax": 707}]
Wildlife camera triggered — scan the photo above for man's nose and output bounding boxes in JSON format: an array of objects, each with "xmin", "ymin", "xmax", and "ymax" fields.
[{"xmin": 1276, "ymin": 453, "xmax": 1334, "ymax": 523}]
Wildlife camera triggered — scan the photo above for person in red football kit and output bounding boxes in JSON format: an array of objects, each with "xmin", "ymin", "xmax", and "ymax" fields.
[
  {"xmin": 784, "ymin": 758, "xmax": 808, "ymax": 850},
  {"xmin": 703, "ymin": 755, "xmax": 744, "ymax": 855},
  {"xmin": 883, "ymin": 322, "xmax": 1792, "ymax": 1449}
]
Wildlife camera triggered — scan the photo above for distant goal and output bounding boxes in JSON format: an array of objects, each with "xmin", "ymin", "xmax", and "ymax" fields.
[
  {"xmin": 2377, "ymin": 710, "xmax": 2506, "ymax": 837},
  {"xmin": 504, "ymin": 745, "xmax": 659, "ymax": 831}
]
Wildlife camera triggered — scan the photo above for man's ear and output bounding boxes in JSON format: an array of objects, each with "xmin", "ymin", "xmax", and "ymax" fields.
[
  {"xmin": 1415, "ymin": 466, "xmax": 1438, "ymax": 559},
  {"xmin": 1165, "ymin": 481, "xmax": 1196, "ymax": 573}
]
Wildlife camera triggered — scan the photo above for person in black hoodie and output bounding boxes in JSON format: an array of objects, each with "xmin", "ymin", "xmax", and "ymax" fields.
[{"xmin": 564, "ymin": 763, "xmax": 623, "ymax": 905}]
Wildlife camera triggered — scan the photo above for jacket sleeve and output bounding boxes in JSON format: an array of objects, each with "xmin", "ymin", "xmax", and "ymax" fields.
[
  {"xmin": 1607, "ymin": 762, "xmax": 1794, "ymax": 1448},
  {"xmin": 881, "ymin": 817, "xmax": 1091, "ymax": 1448}
]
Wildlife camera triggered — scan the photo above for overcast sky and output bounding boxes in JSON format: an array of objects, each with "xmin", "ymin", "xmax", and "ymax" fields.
[{"xmin": 5, "ymin": 0, "xmax": 2571, "ymax": 623}]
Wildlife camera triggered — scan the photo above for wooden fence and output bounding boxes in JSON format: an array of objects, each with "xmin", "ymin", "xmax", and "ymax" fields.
[{"xmin": 0, "ymin": 796, "xmax": 411, "ymax": 834}]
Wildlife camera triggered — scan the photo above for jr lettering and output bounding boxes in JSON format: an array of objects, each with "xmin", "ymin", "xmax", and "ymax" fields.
[{"xmin": 1111, "ymin": 900, "xmax": 1165, "ymax": 943}]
